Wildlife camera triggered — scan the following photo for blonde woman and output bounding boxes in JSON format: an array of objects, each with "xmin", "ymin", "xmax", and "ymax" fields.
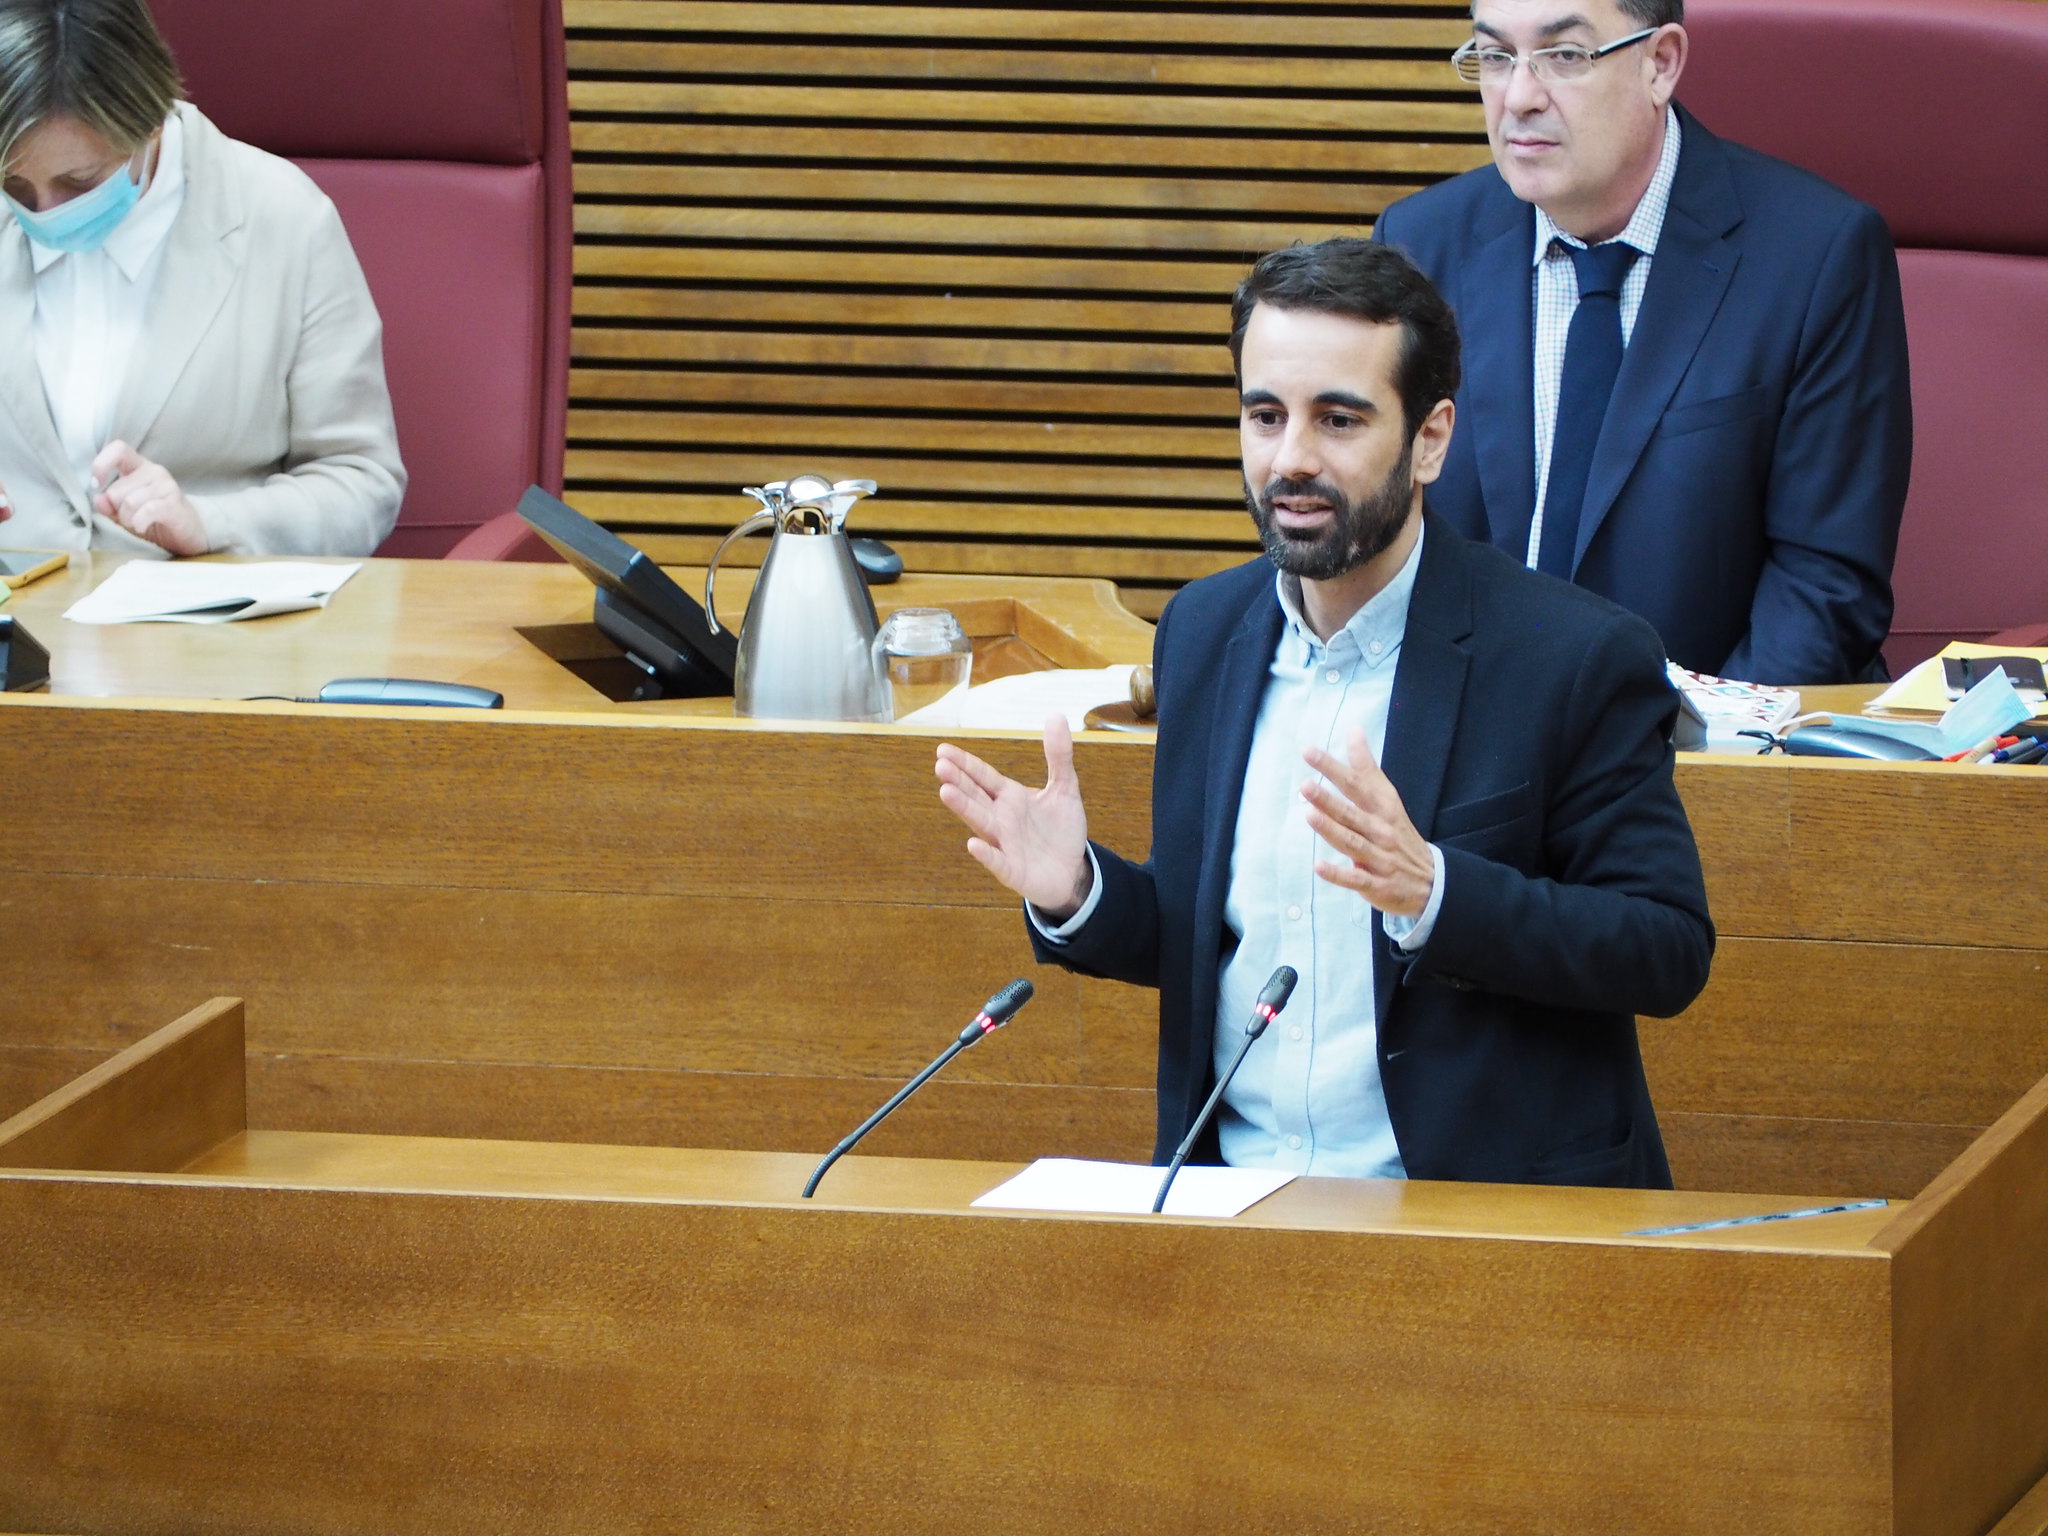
[{"xmin": 0, "ymin": 0, "xmax": 404, "ymax": 556}]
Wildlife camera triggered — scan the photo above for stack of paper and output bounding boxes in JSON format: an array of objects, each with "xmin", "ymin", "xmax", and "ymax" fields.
[
  {"xmin": 896, "ymin": 664, "xmax": 1136, "ymax": 731},
  {"xmin": 970, "ymin": 1157, "xmax": 1293, "ymax": 1218},
  {"xmin": 1869, "ymin": 641, "xmax": 2048, "ymax": 715},
  {"xmin": 63, "ymin": 561, "xmax": 361, "ymax": 625}
]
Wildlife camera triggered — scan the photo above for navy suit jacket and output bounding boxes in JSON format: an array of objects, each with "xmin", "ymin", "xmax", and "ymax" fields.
[
  {"xmin": 1373, "ymin": 105, "xmax": 1911, "ymax": 686},
  {"xmin": 1033, "ymin": 518, "xmax": 1714, "ymax": 1188}
]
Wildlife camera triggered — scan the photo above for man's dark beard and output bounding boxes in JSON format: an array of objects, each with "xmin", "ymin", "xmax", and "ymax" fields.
[{"xmin": 1246, "ymin": 446, "xmax": 1414, "ymax": 581}]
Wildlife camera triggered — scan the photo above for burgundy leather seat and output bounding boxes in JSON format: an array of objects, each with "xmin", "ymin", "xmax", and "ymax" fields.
[
  {"xmin": 148, "ymin": 0, "xmax": 572, "ymax": 557},
  {"xmin": 1682, "ymin": 0, "xmax": 2048, "ymax": 672}
]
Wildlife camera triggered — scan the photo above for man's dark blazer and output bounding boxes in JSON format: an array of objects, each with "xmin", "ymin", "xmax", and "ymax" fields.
[
  {"xmin": 1032, "ymin": 517, "xmax": 1714, "ymax": 1188},
  {"xmin": 1372, "ymin": 104, "xmax": 1911, "ymax": 686}
]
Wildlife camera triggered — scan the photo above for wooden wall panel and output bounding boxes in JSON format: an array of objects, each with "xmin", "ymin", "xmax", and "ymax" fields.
[
  {"xmin": 558, "ymin": 1, "xmax": 1491, "ymax": 614},
  {"xmin": 0, "ymin": 706, "xmax": 1153, "ymax": 904},
  {"xmin": 5, "ymin": 681, "xmax": 2043, "ymax": 1203},
  {"xmin": 1660, "ymin": 1114, "xmax": 1980, "ymax": 1205},
  {"xmin": 244, "ymin": 1056, "xmax": 1160, "ymax": 1163},
  {"xmin": 0, "ymin": 876, "xmax": 1096, "ymax": 1085},
  {"xmin": 0, "ymin": 1053, "xmax": 100, "ymax": 1124},
  {"xmin": 1880, "ymin": 1073, "xmax": 2048, "ymax": 1536},
  {"xmin": 0, "ymin": 1001, "xmax": 243, "ymax": 1175},
  {"xmin": 1988, "ymin": 1470, "xmax": 2048, "ymax": 1536},
  {"xmin": 1645, "ymin": 938, "xmax": 2048, "ymax": 1129}
]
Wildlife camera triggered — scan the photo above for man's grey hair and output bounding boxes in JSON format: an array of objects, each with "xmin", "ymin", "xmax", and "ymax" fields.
[{"xmin": 0, "ymin": 0, "xmax": 182, "ymax": 169}]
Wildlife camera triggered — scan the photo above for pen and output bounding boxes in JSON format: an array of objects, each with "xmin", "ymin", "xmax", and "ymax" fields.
[
  {"xmin": 1987, "ymin": 735, "xmax": 2043, "ymax": 763},
  {"xmin": 1945, "ymin": 732, "xmax": 2003, "ymax": 762},
  {"xmin": 1629, "ymin": 1199, "xmax": 1888, "ymax": 1237},
  {"xmin": 1972, "ymin": 734, "xmax": 2023, "ymax": 762},
  {"xmin": 1999, "ymin": 739, "xmax": 2048, "ymax": 766}
]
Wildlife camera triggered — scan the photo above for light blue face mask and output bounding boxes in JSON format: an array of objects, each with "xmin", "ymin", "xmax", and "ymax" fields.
[{"xmin": 6, "ymin": 153, "xmax": 143, "ymax": 254}]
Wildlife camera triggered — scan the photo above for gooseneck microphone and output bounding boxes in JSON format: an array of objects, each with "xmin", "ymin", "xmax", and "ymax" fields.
[
  {"xmin": 1151, "ymin": 965, "xmax": 1297, "ymax": 1214},
  {"xmin": 802, "ymin": 979, "xmax": 1035, "ymax": 1198}
]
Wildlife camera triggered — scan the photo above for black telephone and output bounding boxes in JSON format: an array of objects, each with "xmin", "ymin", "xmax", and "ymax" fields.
[{"xmin": 0, "ymin": 615, "xmax": 50, "ymax": 691}]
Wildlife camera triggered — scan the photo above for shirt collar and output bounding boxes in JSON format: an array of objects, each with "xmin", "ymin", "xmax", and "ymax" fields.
[
  {"xmin": 1273, "ymin": 518, "xmax": 1426, "ymax": 662},
  {"xmin": 1531, "ymin": 104, "xmax": 1682, "ymax": 265},
  {"xmin": 29, "ymin": 109, "xmax": 186, "ymax": 279}
]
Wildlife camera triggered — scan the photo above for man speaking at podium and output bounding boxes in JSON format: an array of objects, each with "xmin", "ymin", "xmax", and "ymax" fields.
[{"xmin": 935, "ymin": 239, "xmax": 1713, "ymax": 1190}]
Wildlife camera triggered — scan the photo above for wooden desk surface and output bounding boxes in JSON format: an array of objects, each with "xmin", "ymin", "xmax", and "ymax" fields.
[
  {"xmin": 3, "ymin": 553, "xmax": 1154, "ymax": 713},
  {"xmin": 174, "ymin": 1129, "xmax": 1898, "ymax": 1254}
]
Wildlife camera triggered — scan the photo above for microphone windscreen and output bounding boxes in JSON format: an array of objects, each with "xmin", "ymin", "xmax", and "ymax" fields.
[
  {"xmin": 982, "ymin": 977, "xmax": 1035, "ymax": 1026},
  {"xmin": 1259, "ymin": 965, "xmax": 1299, "ymax": 1013}
]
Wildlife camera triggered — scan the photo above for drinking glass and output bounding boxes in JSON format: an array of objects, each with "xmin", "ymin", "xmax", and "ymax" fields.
[{"xmin": 874, "ymin": 607, "xmax": 972, "ymax": 723}]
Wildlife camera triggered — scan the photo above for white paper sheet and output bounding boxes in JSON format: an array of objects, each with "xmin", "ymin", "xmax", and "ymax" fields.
[
  {"xmin": 896, "ymin": 664, "xmax": 1135, "ymax": 731},
  {"xmin": 1867, "ymin": 655, "xmax": 1942, "ymax": 714},
  {"xmin": 971, "ymin": 1157, "xmax": 1294, "ymax": 1219},
  {"xmin": 63, "ymin": 561, "xmax": 361, "ymax": 624}
]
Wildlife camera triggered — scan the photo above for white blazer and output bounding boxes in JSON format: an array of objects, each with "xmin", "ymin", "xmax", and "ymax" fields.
[{"xmin": 0, "ymin": 102, "xmax": 405, "ymax": 557}]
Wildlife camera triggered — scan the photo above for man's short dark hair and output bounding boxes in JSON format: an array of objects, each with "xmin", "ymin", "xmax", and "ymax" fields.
[
  {"xmin": 1471, "ymin": 0, "xmax": 1681, "ymax": 26},
  {"xmin": 1616, "ymin": 0, "xmax": 1682, "ymax": 26},
  {"xmin": 1228, "ymin": 238, "xmax": 1462, "ymax": 440}
]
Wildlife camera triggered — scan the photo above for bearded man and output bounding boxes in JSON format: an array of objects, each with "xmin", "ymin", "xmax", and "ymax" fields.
[{"xmin": 933, "ymin": 238, "xmax": 1714, "ymax": 1189}]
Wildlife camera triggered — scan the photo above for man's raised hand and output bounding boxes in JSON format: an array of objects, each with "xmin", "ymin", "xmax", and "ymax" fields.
[
  {"xmin": 934, "ymin": 714, "xmax": 1093, "ymax": 921},
  {"xmin": 1301, "ymin": 727, "xmax": 1435, "ymax": 918}
]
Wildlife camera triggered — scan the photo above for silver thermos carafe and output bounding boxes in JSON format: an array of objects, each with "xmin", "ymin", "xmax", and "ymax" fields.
[{"xmin": 704, "ymin": 474, "xmax": 889, "ymax": 721}]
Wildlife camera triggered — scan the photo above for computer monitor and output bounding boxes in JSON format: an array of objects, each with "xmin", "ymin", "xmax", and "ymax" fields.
[{"xmin": 515, "ymin": 486, "xmax": 737, "ymax": 698}]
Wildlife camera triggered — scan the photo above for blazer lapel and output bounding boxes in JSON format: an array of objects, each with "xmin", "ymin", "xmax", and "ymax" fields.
[
  {"xmin": 1187, "ymin": 582, "xmax": 1284, "ymax": 1075},
  {"xmin": 1573, "ymin": 109, "xmax": 1744, "ymax": 572},
  {"xmin": 0, "ymin": 230, "xmax": 81, "ymax": 503},
  {"xmin": 1376, "ymin": 518, "xmax": 1474, "ymax": 1024},
  {"xmin": 112, "ymin": 105, "xmax": 244, "ymax": 451},
  {"xmin": 1458, "ymin": 204, "xmax": 1539, "ymax": 558}
]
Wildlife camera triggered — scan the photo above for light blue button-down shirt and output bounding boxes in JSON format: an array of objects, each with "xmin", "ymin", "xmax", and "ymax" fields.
[
  {"xmin": 1037, "ymin": 529, "xmax": 1445, "ymax": 1177},
  {"xmin": 1212, "ymin": 530, "xmax": 1441, "ymax": 1177}
]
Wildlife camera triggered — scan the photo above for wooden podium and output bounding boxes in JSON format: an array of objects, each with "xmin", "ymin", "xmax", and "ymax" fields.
[
  {"xmin": 3, "ymin": 999, "xmax": 2046, "ymax": 1536},
  {"xmin": 6, "ymin": 556, "xmax": 2048, "ymax": 1532},
  {"xmin": 5, "ymin": 558, "xmax": 2047, "ymax": 1208}
]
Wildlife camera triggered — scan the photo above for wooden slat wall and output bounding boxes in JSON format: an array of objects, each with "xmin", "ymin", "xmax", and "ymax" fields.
[{"xmin": 561, "ymin": 1, "xmax": 1490, "ymax": 615}]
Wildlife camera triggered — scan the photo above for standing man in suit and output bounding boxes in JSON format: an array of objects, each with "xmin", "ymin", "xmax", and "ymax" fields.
[
  {"xmin": 934, "ymin": 239, "xmax": 1713, "ymax": 1189},
  {"xmin": 1373, "ymin": 0, "xmax": 1910, "ymax": 685}
]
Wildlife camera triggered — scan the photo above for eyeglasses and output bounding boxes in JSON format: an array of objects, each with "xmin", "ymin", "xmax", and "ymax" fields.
[{"xmin": 1451, "ymin": 26, "xmax": 1659, "ymax": 85}]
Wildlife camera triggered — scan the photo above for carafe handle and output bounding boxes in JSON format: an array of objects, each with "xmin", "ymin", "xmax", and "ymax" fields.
[{"xmin": 703, "ymin": 510, "xmax": 777, "ymax": 635}]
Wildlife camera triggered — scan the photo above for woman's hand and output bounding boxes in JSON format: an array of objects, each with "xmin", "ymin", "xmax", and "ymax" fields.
[{"xmin": 91, "ymin": 441, "xmax": 208, "ymax": 555}]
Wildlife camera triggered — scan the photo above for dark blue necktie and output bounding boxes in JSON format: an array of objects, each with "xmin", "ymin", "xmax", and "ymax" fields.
[{"xmin": 1537, "ymin": 239, "xmax": 1639, "ymax": 580}]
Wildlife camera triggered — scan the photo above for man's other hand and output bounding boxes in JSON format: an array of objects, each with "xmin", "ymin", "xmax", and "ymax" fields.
[
  {"xmin": 935, "ymin": 714, "xmax": 1093, "ymax": 920},
  {"xmin": 0, "ymin": 472, "xmax": 10, "ymax": 522},
  {"xmin": 92, "ymin": 442, "xmax": 208, "ymax": 556},
  {"xmin": 1302, "ymin": 727, "xmax": 1435, "ymax": 918}
]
